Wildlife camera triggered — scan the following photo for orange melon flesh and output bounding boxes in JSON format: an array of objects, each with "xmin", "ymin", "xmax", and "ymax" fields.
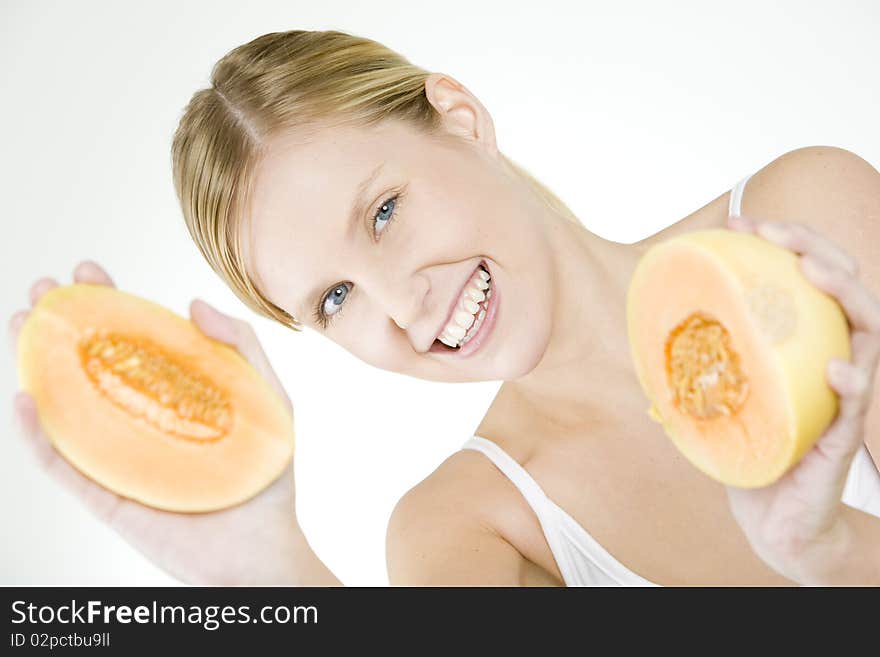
[
  {"xmin": 16, "ymin": 284, "xmax": 295, "ymax": 512},
  {"xmin": 627, "ymin": 229, "xmax": 850, "ymax": 488}
]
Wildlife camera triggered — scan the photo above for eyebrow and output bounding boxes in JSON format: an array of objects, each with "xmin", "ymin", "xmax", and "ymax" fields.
[{"xmin": 296, "ymin": 161, "xmax": 386, "ymax": 325}]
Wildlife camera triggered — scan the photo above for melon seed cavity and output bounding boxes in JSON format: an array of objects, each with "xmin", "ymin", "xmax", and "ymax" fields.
[
  {"xmin": 79, "ymin": 331, "xmax": 233, "ymax": 441},
  {"xmin": 664, "ymin": 312, "xmax": 750, "ymax": 420}
]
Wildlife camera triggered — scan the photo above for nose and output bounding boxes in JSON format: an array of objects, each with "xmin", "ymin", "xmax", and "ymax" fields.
[{"xmin": 382, "ymin": 273, "xmax": 428, "ymax": 333}]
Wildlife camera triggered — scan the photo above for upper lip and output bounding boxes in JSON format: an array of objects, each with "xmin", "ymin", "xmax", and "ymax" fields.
[{"xmin": 430, "ymin": 261, "xmax": 485, "ymax": 348}]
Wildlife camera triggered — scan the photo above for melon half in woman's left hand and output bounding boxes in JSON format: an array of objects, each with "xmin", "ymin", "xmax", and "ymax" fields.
[{"xmin": 626, "ymin": 229, "xmax": 851, "ymax": 488}]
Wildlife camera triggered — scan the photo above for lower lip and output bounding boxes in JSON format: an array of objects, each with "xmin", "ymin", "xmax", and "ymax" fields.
[{"xmin": 441, "ymin": 267, "xmax": 500, "ymax": 358}]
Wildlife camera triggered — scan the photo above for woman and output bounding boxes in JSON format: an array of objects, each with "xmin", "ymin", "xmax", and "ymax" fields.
[{"xmin": 10, "ymin": 30, "xmax": 880, "ymax": 586}]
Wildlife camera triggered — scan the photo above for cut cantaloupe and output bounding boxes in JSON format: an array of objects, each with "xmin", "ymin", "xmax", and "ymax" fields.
[
  {"xmin": 627, "ymin": 228, "xmax": 851, "ymax": 488},
  {"xmin": 16, "ymin": 284, "xmax": 295, "ymax": 512}
]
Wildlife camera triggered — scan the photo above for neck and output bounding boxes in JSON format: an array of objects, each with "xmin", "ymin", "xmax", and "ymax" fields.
[{"xmin": 508, "ymin": 211, "xmax": 649, "ymax": 429}]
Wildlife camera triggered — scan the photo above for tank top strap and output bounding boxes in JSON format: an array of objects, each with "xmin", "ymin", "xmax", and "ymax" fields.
[
  {"xmin": 842, "ymin": 443, "xmax": 880, "ymax": 518},
  {"xmin": 460, "ymin": 435, "xmax": 558, "ymax": 519},
  {"xmin": 728, "ymin": 173, "xmax": 753, "ymax": 218},
  {"xmin": 461, "ymin": 434, "xmax": 660, "ymax": 586}
]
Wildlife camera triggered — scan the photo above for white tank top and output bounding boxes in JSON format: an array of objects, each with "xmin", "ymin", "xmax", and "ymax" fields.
[{"xmin": 460, "ymin": 174, "xmax": 880, "ymax": 586}]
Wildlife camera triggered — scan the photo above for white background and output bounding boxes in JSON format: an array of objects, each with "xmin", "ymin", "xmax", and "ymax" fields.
[{"xmin": 1, "ymin": 0, "xmax": 878, "ymax": 585}]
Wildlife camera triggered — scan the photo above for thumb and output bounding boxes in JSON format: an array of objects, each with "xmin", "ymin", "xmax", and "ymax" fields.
[
  {"xmin": 189, "ymin": 298, "xmax": 241, "ymax": 345},
  {"xmin": 13, "ymin": 390, "xmax": 40, "ymax": 440},
  {"xmin": 188, "ymin": 299, "xmax": 293, "ymax": 418},
  {"xmin": 188, "ymin": 298, "xmax": 261, "ymax": 363}
]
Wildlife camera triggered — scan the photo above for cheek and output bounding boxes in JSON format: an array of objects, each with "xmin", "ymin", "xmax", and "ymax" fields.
[
  {"xmin": 495, "ymin": 232, "xmax": 558, "ymax": 378},
  {"xmin": 339, "ymin": 319, "xmax": 406, "ymax": 370},
  {"xmin": 412, "ymin": 197, "xmax": 482, "ymax": 249},
  {"xmin": 342, "ymin": 326, "xmax": 379, "ymax": 361},
  {"xmin": 506, "ymin": 283, "xmax": 555, "ymax": 378}
]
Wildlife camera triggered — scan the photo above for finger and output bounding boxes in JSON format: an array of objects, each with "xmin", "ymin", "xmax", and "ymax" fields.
[
  {"xmin": 802, "ymin": 357, "xmax": 872, "ymax": 470},
  {"xmin": 756, "ymin": 221, "xmax": 859, "ymax": 276},
  {"xmin": 29, "ymin": 278, "xmax": 59, "ymax": 307},
  {"xmin": 8, "ymin": 309, "xmax": 28, "ymax": 357},
  {"xmin": 807, "ymin": 410, "xmax": 864, "ymax": 474},
  {"xmin": 73, "ymin": 260, "xmax": 116, "ymax": 287},
  {"xmin": 13, "ymin": 392, "xmax": 122, "ymax": 523},
  {"xmin": 800, "ymin": 255, "xmax": 880, "ymax": 333},
  {"xmin": 827, "ymin": 356, "xmax": 875, "ymax": 420},
  {"xmin": 189, "ymin": 298, "xmax": 240, "ymax": 345},
  {"xmin": 727, "ymin": 213, "xmax": 758, "ymax": 233},
  {"xmin": 850, "ymin": 330, "xmax": 880, "ymax": 375},
  {"xmin": 189, "ymin": 299, "xmax": 293, "ymax": 416}
]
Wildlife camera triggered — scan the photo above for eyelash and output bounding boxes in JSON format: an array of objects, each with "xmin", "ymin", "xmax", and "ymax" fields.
[{"xmin": 312, "ymin": 190, "xmax": 405, "ymax": 329}]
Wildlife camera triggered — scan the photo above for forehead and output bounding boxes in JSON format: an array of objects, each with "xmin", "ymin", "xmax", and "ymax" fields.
[{"xmin": 244, "ymin": 121, "xmax": 417, "ymax": 321}]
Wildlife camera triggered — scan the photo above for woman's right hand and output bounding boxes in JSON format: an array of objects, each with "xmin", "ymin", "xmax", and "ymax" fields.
[{"xmin": 9, "ymin": 261, "xmax": 341, "ymax": 585}]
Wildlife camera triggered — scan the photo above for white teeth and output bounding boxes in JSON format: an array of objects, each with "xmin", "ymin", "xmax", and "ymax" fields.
[
  {"xmin": 438, "ymin": 334, "xmax": 459, "ymax": 348},
  {"xmin": 461, "ymin": 317, "xmax": 483, "ymax": 344},
  {"xmin": 466, "ymin": 287, "xmax": 485, "ymax": 303},
  {"xmin": 462, "ymin": 302, "xmax": 489, "ymax": 344},
  {"xmin": 444, "ymin": 324, "xmax": 466, "ymax": 340},
  {"xmin": 436, "ymin": 265, "xmax": 493, "ymax": 349},
  {"xmin": 453, "ymin": 310, "xmax": 475, "ymax": 329}
]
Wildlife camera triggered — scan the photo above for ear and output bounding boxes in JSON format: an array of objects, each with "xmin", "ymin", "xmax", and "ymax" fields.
[{"xmin": 424, "ymin": 72, "xmax": 499, "ymax": 156}]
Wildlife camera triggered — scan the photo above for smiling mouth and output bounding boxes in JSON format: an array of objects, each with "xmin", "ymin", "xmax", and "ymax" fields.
[{"xmin": 429, "ymin": 261, "xmax": 494, "ymax": 354}]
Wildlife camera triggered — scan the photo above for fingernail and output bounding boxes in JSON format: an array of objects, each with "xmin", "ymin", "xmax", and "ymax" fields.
[
  {"xmin": 13, "ymin": 393, "xmax": 33, "ymax": 434},
  {"xmin": 801, "ymin": 254, "xmax": 825, "ymax": 274},
  {"xmin": 730, "ymin": 215, "xmax": 759, "ymax": 234},
  {"xmin": 14, "ymin": 391, "xmax": 28, "ymax": 409},
  {"xmin": 757, "ymin": 223, "xmax": 787, "ymax": 240},
  {"xmin": 8, "ymin": 312, "xmax": 24, "ymax": 333},
  {"xmin": 194, "ymin": 298, "xmax": 215, "ymax": 314}
]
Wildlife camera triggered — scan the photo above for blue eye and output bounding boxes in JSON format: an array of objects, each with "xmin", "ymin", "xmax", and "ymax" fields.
[
  {"xmin": 374, "ymin": 195, "xmax": 396, "ymax": 235},
  {"xmin": 312, "ymin": 191, "xmax": 404, "ymax": 329},
  {"xmin": 320, "ymin": 283, "xmax": 349, "ymax": 321}
]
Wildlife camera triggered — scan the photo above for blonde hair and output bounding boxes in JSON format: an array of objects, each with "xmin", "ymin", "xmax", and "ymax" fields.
[{"xmin": 171, "ymin": 29, "xmax": 581, "ymax": 331}]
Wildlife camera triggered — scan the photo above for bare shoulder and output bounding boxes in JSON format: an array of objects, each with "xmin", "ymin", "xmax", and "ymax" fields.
[
  {"xmin": 638, "ymin": 145, "xmax": 880, "ymax": 246},
  {"xmin": 735, "ymin": 145, "xmax": 880, "ymax": 296},
  {"xmin": 736, "ymin": 146, "xmax": 880, "ymax": 314},
  {"xmin": 385, "ymin": 448, "xmax": 562, "ymax": 586},
  {"xmin": 741, "ymin": 145, "xmax": 880, "ymax": 227}
]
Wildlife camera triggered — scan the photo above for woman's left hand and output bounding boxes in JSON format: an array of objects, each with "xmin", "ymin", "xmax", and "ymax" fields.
[{"xmin": 724, "ymin": 214, "xmax": 880, "ymax": 584}]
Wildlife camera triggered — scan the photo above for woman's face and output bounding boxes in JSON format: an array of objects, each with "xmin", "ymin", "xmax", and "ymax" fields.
[{"xmin": 244, "ymin": 86, "xmax": 559, "ymax": 383}]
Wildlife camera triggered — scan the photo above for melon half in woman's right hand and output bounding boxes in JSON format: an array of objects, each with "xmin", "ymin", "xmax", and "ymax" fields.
[
  {"xmin": 626, "ymin": 228, "xmax": 851, "ymax": 488},
  {"xmin": 16, "ymin": 284, "xmax": 295, "ymax": 512}
]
